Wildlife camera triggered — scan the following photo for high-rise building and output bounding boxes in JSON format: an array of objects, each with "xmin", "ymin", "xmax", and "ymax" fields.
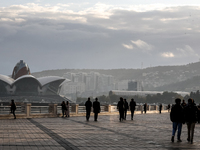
[
  {"xmin": 62, "ymin": 72, "xmax": 114, "ymax": 95},
  {"xmin": 128, "ymin": 80, "xmax": 143, "ymax": 91}
]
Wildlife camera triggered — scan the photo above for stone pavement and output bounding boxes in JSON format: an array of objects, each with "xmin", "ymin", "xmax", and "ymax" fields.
[{"xmin": 0, "ymin": 113, "xmax": 200, "ymax": 150}]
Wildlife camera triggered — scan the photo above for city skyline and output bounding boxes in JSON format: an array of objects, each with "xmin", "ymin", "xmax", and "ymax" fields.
[{"xmin": 1, "ymin": 1, "xmax": 200, "ymax": 75}]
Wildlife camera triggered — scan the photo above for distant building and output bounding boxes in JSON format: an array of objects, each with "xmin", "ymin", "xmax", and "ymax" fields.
[
  {"xmin": 128, "ymin": 80, "xmax": 143, "ymax": 91},
  {"xmin": 110, "ymin": 90, "xmax": 190, "ymax": 97},
  {"xmin": 62, "ymin": 72, "xmax": 114, "ymax": 96},
  {"xmin": 114, "ymin": 80, "xmax": 128, "ymax": 90}
]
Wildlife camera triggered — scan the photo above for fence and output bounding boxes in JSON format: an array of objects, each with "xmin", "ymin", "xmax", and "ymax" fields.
[{"xmin": 0, "ymin": 104, "xmax": 168, "ymax": 119}]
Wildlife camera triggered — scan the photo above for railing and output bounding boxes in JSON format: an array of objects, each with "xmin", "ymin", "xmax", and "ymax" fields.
[
  {"xmin": 77, "ymin": 105, "xmax": 107, "ymax": 113},
  {"xmin": 57, "ymin": 106, "xmax": 72, "ymax": 114},
  {"xmin": 0, "ymin": 106, "xmax": 24, "ymax": 114},
  {"xmin": 31, "ymin": 106, "xmax": 49, "ymax": 114},
  {"xmin": 0, "ymin": 104, "xmax": 168, "ymax": 119}
]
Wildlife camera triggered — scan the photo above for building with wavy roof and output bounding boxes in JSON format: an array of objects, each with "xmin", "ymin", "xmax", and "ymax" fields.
[{"xmin": 0, "ymin": 60, "xmax": 70, "ymax": 102}]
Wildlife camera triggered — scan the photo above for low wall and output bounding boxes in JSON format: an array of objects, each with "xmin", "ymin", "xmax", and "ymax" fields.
[{"xmin": 0, "ymin": 104, "xmax": 169, "ymax": 119}]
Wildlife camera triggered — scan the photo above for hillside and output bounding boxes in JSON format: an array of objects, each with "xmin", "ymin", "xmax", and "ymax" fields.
[
  {"xmin": 31, "ymin": 61, "xmax": 200, "ymax": 91},
  {"xmin": 153, "ymin": 76, "xmax": 200, "ymax": 92}
]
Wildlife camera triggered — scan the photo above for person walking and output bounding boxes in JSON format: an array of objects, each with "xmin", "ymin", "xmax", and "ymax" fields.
[
  {"xmin": 93, "ymin": 98, "xmax": 101, "ymax": 121},
  {"xmin": 117, "ymin": 97, "xmax": 124, "ymax": 122},
  {"xmin": 10, "ymin": 99, "xmax": 16, "ymax": 119},
  {"xmin": 143, "ymin": 103, "xmax": 147, "ymax": 114},
  {"xmin": 181, "ymin": 100, "xmax": 187, "ymax": 108},
  {"xmin": 61, "ymin": 101, "xmax": 66, "ymax": 117},
  {"xmin": 167, "ymin": 104, "xmax": 171, "ymax": 112},
  {"xmin": 159, "ymin": 104, "xmax": 162, "ymax": 114},
  {"xmin": 65, "ymin": 101, "xmax": 70, "ymax": 117},
  {"xmin": 124, "ymin": 99, "xmax": 128, "ymax": 120},
  {"xmin": 170, "ymin": 98, "xmax": 184, "ymax": 142},
  {"xmin": 130, "ymin": 99, "xmax": 136, "ymax": 120},
  {"xmin": 184, "ymin": 98, "xmax": 198, "ymax": 144},
  {"xmin": 85, "ymin": 97, "xmax": 92, "ymax": 121}
]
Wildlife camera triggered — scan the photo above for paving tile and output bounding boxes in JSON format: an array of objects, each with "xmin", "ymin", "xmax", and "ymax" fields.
[{"xmin": 0, "ymin": 113, "xmax": 200, "ymax": 149}]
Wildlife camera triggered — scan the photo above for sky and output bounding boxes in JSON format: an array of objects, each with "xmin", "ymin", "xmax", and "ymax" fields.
[{"xmin": 1, "ymin": 0, "xmax": 200, "ymax": 75}]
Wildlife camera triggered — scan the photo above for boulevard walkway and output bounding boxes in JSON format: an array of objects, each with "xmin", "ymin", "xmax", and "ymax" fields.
[{"xmin": 0, "ymin": 113, "xmax": 200, "ymax": 150}]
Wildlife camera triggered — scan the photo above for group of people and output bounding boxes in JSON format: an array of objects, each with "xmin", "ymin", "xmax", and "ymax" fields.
[
  {"xmin": 117, "ymin": 97, "xmax": 136, "ymax": 121},
  {"xmin": 170, "ymin": 98, "xmax": 200, "ymax": 144},
  {"xmin": 85, "ymin": 97, "xmax": 101, "ymax": 121},
  {"xmin": 61, "ymin": 101, "xmax": 70, "ymax": 117}
]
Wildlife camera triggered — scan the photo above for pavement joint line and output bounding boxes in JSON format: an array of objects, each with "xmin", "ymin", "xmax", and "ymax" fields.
[
  {"xmin": 69, "ymin": 118, "xmax": 153, "ymax": 141},
  {"xmin": 68, "ymin": 116, "xmax": 180, "ymax": 150},
  {"xmin": 0, "ymin": 145, "xmax": 194, "ymax": 149},
  {"xmin": 27, "ymin": 118, "xmax": 80, "ymax": 150}
]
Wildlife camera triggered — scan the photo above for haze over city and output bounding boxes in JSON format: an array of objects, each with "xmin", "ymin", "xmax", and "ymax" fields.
[{"xmin": 1, "ymin": 0, "xmax": 200, "ymax": 75}]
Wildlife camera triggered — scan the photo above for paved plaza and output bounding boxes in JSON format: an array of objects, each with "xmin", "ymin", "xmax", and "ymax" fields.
[{"xmin": 0, "ymin": 113, "xmax": 200, "ymax": 150}]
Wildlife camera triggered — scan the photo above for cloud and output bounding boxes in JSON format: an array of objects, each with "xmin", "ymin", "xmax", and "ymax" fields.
[
  {"xmin": 131, "ymin": 40, "xmax": 153, "ymax": 51},
  {"xmin": 122, "ymin": 44, "xmax": 134, "ymax": 49},
  {"xmin": 176, "ymin": 45, "xmax": 199, "ymax": 57},
  {"xmin": 161, "ymin": 52, "xmax": 175, "ymax": 58},
  {"xmin": 1, "ymin": 3, "xmax": 200, "ymax": 74}
]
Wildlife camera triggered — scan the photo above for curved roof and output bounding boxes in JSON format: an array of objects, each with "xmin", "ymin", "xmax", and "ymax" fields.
[
  {"xmin": 13, "ymin": 75, "xmax": 42, "ymax": 87},
  {"xmin": 0, "ymin": 74, "xmax": 14, "ymax": 85},
  {"xmin": 37, "ymin": 76, "xmax": 69, "ymax": 87},
  {"xmin": 59, "ymin": 78, "xmax": 71, "ymax": 87}
]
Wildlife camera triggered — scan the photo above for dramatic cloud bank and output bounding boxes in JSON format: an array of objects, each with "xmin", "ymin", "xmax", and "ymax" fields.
[{"xmin": 1, "ymin": 3, "xmax": 200, "ymax": 75}]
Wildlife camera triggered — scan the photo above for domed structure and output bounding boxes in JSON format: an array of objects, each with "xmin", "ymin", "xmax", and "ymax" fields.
[
  {"xmin": 0, "ymin": 60, "xmax": 70, "ymax": 102},
  {"xmin": 12, "ymin": 60, "xmax": 31, "ymax": 80}
]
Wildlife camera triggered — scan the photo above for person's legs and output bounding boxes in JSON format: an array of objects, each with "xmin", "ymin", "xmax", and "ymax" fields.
[
  {"xmin": 13, "ymin": 110, "xmax": 16, "ymax": 119},
  {"xmin": 94, "ymin": 113, "xmax": 98, "ymax": 121},
  {"xmin": 120, "ymin": 110, "xmax": 123, "ymax": 121},
  {"xmin": 187, "ymin": 123, "xmax": 191, "ymax": 141},
  {"xmin": 62, "ymin": 109, "xmax": 64, "ymax": 117},
  {"xmin": 86, "ymin": 110, "xmax": 90, "ymax": 120},
  {"xmin": 96, "ymin": 113, "xmax": 98, "ymax": 120},
  {"xmin": 172, "ymin": 122, "xmax": 178, "ymax": 142},
  {"xmin": 124, "ymin": 110, "xmax": 127, "ymax": 119},
  {"xmin": 190, "ymin": 122, "xmax": 195, "ymax": 143},
  {"xmin": 177, "ymin": 123, "xmax": 182, "ymax": 141},
  {"xmin": 131, "ymin": 110, "xmax": 133, "ymax": 120},
  {"xmin": 88, "ymin": 111, "xmax": 91, "ymax": 120}
]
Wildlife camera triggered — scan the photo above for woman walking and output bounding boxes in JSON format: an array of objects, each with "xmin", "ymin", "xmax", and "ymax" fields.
[
  {"xmin": 61, "ymin": 101, "xmax": 66, "ymax": 117},
  {"xmin": 65, "ymin": 101, "xmax": 70, "ymax": 117}
]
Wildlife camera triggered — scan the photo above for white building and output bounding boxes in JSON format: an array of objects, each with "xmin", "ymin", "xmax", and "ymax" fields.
[{"xmin": 62, "ymin": 72, "xmax": 115, "ymax": 95}]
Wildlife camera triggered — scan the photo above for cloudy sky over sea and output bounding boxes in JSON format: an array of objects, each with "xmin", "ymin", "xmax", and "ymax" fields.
[{"xmin": 1, "ymin": 0, "xmax": 200, "ymax": 75}]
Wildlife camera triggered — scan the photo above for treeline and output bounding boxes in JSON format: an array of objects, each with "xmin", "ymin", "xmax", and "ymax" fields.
[
  {"xmin": 76, "ymin": 90, "xmax": 200, "ymax": 104},
  {"xmin": 154, "ymin": 76, "xmax": 200, "ymax": 92}
]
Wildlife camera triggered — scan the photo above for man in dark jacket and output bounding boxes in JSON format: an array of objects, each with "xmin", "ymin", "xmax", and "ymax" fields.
[
  {"xmin": 85, "ymin": 97, "xmax": 92, "ymax": 121},
  {"xmin": 130, "ymin": 99, "xmax": 136, "ymax": 120},
  {"xmin": 117, "ymin": 97, "xmax": 124, "ymax": 122},
  {"xmin": 124, "ymin": 99, "xmax": 128, "ymax": 120},
  {"xmin": 159, "ymin": 104, "xmax": 162, "ymax": 114},
  {"xmin": 10, "ymin": 99, "xmax": 16, "ymax": 119},
  {"xmin": 143, "ymin": 103, "xmax": 147, "ymax": 114},
  {"xmin": 170, "ymin": 98, "xmax": 184, "ymax": 142},
  {"xmin": 93, "ymin": 98, "xmax": 101, "ymax": 121},
  {"xmin": 181, "ymin": 100, "xmax": 187, "ymax": 108},
  {"xmin": 184, "ymin": 98, "xmax": 198, "ymax": 144}
]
